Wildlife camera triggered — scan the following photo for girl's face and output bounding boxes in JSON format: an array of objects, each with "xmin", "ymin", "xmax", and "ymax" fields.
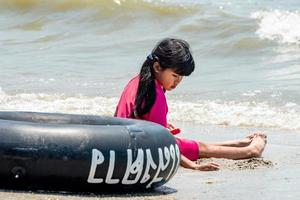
[{"xmin": 153, "ymin": 62, "xmax": 183, "ymax": 91}]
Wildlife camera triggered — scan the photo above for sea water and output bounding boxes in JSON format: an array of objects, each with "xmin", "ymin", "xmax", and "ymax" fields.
[{"xmin": 0, "ymin": 0, "xmax": 299, "ymax": 131}]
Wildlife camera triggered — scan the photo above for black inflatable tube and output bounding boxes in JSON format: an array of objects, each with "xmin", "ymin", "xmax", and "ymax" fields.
[{"xmin": 0, "ymin": 111, "xmax": 180, "ymax": 191}]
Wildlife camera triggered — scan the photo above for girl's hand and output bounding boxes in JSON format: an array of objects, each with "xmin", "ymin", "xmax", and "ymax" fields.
[
  {"xmin": 167, "ymin": 123, "xmax": 181, "ymax": 135},
  {"xmin": 193, "ymin": 163, "xmax": 220, "ymax": 171},
  {"xmin": 180, "ymin": 155, "xmax": 219, "ymax": 171}
]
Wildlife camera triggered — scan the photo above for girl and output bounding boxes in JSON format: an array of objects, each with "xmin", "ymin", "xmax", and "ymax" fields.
[{"xmin": 115, "ymin": 38, "xmax": 266, "ymax": 171}]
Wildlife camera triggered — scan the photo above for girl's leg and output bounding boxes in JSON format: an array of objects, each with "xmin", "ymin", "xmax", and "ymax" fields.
[
  {"xmin": 207, "ymin": 138, "xmax": 252, "ymax": 147},
  {"xmin": 207, "ymin": 133, "xmax": 266, "ymax": 147},
  {"xmin": 198, "ymin": 135, "xmax": 266, "ymax": 160}
]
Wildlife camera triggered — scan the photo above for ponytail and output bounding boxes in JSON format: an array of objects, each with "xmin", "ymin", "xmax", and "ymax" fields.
[{"xmin": 132, "ymin": 55, "xmax": 157, "ymax": 118}]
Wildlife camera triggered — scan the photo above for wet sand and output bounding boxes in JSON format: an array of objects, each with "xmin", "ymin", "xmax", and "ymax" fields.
[
  {"xmin": 1, "ymin": 124, "xmax": 300, "ymax": 200},
  {"xmin": 196, "ymin": 157, "xmax": 273, "ymax": 170}
]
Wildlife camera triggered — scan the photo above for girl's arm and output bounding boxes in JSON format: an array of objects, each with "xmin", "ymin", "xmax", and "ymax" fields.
[{"xmin": 180, "ymin": 155, "xmax": 220, "ymax": 171}]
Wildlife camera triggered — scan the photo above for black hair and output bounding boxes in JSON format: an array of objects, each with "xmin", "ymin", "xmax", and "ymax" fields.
[{"xmin": 132, "ymin": 38, "xmax": 195, "ymax": 118}]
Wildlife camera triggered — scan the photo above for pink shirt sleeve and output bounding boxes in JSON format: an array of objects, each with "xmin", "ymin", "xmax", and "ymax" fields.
[{"xmin": 143, "ymin": 85, "xmax": 168, "ymax": 127}]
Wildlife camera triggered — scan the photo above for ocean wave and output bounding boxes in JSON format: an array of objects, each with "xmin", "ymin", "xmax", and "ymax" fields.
[
  {"xmin": 0, "ymin": 0, "xmax": 198, "ymax": 15},
  {"xmin": 0, "ymin": 92, "xmax": 299, "ymax": 131},
  {"xmin": 251, "ymin": 10, "xmax": 300, "ymax": 45},
  {"xmin": 232, "ymin": 36, "xmax": 270, "ymax": 50}
]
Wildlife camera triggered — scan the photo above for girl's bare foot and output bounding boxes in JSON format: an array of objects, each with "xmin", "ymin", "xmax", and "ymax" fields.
[
  {"xmin": 247, "ymin": 132, "xmax": 267, "ymax": 140},
  {"xmin": 248, "ymin": 134, "xmax": 267, "ymax": 157},
  {"xmin": 237, "ymin": 136, "xmax": 253, "ymax": 147},
  {"xmin": 232, "ymin": 133, "xmax": 258, "ymax": 147},
  {"xmin": 256, "ymin": 132, "xmax": 267, "ymax": 143},
  {"xmin": 244, "ymin": 132, "xmax": 267, "ymax": 145}
]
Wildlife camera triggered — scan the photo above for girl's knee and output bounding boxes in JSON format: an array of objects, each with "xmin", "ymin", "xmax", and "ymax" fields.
[{"xmin": 198, "ymin": 142, "xmax": 212, "ymax": 156}]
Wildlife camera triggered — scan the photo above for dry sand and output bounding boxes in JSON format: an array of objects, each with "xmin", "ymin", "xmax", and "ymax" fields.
[{"xmin": 1, "ymin": 124, "xmax": 299, "ymax": 200}]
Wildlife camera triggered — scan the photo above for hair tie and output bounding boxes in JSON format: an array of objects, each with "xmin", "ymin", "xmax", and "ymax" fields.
[
  {"xmin": 147, "ymin": 54, "xmax": 154, "ymax": 61},
  {"xmin": 147, "ymin": 54, "xmax": 159, "ymax": 61}
]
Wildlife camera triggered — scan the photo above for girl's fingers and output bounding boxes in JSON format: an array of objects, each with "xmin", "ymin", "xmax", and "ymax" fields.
[
  {"xmin": 196, "ymin": 163, "xmax": 220, "ymax": 171},
  {"xmin": 209, "ymin": 163, "xmax": 220, "ymax": 170},
  {"xmin": 167, "ymin": 123, "xmax": 175, "ymax": 129},
  {"xmin": 211, "ymin": 163, "xmax": 220, "ymax": 167}
]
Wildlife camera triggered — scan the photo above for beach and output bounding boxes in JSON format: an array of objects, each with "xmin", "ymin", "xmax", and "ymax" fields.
[
  {"xmin": 0, "ymin": 0, "xmax": 300, "ymax": 199},
  {"xmin": 1, "ymin": 123, "xmax": 299, "ymax": 200}
]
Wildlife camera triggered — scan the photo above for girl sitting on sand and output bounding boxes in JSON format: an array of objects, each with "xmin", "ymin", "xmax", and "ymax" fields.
[{"xmin": 115, "ymin": 38, "xmax": 267, "ymax": 171}]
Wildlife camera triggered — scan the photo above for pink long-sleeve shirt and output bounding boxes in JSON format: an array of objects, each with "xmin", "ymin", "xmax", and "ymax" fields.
[
  {"xmin": 115, "ymin": 75, "xmax": 168, "ymax": 127},
  {"xmin": 115, "ymin": 75, "xmax": 199, "ymax": 161}
]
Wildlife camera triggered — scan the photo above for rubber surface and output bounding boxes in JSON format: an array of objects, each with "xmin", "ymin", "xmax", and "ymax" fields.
[{"xmin": 0, "ymin": 111, "xmax": 180, "ymax": 191}]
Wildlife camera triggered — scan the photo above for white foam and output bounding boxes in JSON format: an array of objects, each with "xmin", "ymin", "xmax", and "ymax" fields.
[
  {"xmin": 251, "ymin": 10, "xmax": 300, "ymax": 45},
  {"xmin": 242, "ymin": 90, "xmax": 262, "ymax": 97},
  {"xmin": 168, "ymin": 99, "xmax": 300, "ymax": 131},
  {"xmin": 0, "ymin": 93, "xmax": 118, "ymax": 116},
  {"xmin": 0, "ymin": 92, "xmax": 299, "ymax": 131}
]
